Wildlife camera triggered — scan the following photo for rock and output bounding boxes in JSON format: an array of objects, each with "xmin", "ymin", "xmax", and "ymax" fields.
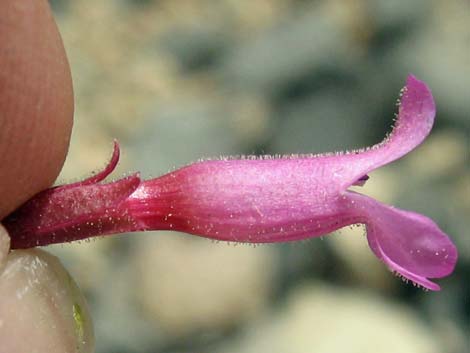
[
  {"xmin": 133, "ymin": 233, "xmax": 277, "ymax": 338},
  {"xmin": 220, "ymin": 283, "xmax": 443, "ymax": 353}
]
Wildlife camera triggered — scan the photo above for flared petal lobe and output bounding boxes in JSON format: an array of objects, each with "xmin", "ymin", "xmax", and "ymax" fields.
[
  {"xmin": 330, "ymin": 75, "xmax": 436, "ymax": 190},
  {"xmin": 340, "ymin": 192, "xmax": 457, "ymax": 290}
]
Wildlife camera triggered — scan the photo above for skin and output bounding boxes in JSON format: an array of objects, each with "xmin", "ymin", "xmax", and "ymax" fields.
[
  {"xmin": 0, "ymin": 0, "xmax": 73, "ymax": 219},
  {"xmin": 0, "ymin": 1, "xmax": 94, "ymax": 352}
]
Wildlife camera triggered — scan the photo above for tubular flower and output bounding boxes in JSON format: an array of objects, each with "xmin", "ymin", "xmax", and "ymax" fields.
[{"xmin": 3, "ymin": 75, "xmax": 457, "ymax": 290}]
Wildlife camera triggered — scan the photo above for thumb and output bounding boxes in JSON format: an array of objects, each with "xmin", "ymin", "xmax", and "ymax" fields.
[{"xmin": 0, "ymin": 225, "xmax": 94, "ymax": 353}]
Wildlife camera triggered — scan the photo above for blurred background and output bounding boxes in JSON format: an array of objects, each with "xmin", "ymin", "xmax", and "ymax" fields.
[{"xmin": 47, "ymin": 0, "xmax": 469, "ymax": 352}]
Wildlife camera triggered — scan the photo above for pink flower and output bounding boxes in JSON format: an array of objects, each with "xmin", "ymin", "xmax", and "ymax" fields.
[{"xmin": 3, "ymin": 75, "xmax": 457, "ymax": 290}]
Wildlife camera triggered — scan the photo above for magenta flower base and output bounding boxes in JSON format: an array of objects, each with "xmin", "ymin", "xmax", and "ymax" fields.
[{"xmin": 3, "ymin": 75, "xmax": 457, "ymax": 290}]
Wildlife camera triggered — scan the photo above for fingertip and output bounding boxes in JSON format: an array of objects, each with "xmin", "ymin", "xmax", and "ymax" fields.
[{"xmin": 0, "ymin": 0, "xmax": 74, "ymax": 218}]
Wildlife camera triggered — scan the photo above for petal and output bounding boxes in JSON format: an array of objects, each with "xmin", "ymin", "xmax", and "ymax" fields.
[
  {"xmin": 332, "ymin": 74, "xmax": 437, "ymax": 190},
  {"xmin": 342, "ymin": 191, "xmax": 458, "ymax": 290},
  {"xmin": 372, "ymin": 74, "xmax": 436, "ymax": 167}
]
